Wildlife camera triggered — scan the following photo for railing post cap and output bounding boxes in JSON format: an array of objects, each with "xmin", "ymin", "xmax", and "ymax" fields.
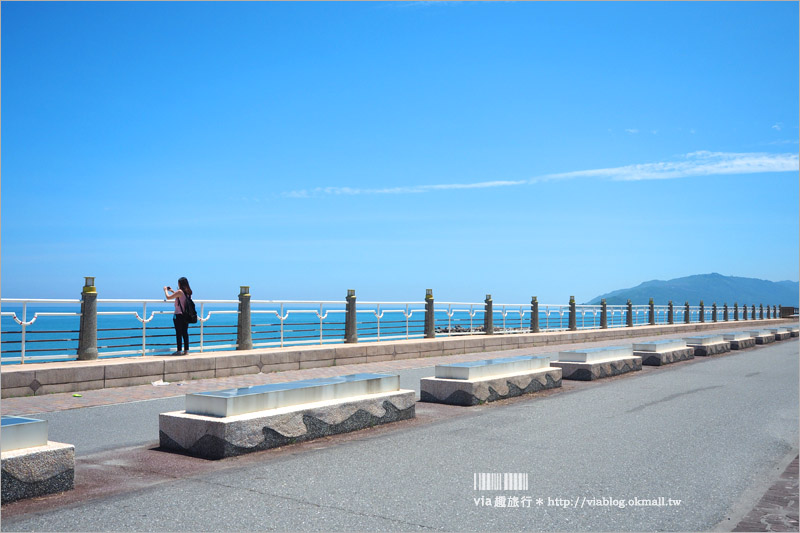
[
  {"xmin": 239, "ymin": 286, "xmax": 250, "ymax": 295},
  {"xmin": 532, "ymin": 296, "xmax": 537, "ymax": 302},
  {"xmin": 347, "ymin": 289, "xmax": 356, "ymax": 297},
  {"xmin": 83, "ymin": 276, "xmax": 96, "ymax": 294},
  {"xmin": 485, "ymin": 294, "xmax": 492, "ymax": 301},
  {"xmin": 425, "ymin": 289, "xmax": 433, "ymax": 298}
]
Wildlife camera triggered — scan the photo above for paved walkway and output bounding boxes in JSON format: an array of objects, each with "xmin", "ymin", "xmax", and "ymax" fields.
[
  {"xmin": 2, "ymin": 334, "xmax": 797, "ymax": 532},
  {"xmin": 733, "ymin": 456, "xmax": 799, "ymax": 532},
  {"xmin": 0, "ymin": 326, "xmax": 767, "ymax": 416},
  {"xmin": 2, "ymin": 334, "xmax": 641, "ymax": 415}
]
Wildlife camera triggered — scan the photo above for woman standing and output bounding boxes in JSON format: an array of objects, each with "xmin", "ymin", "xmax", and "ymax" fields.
[{"xmin": 164, "ymin": 277, "xmax": 192, "ymax": 355}]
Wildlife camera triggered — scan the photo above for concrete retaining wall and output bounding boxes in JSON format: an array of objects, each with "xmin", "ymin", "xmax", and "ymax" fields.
[{"xmin": 2, "ymin": 318, "xmax": 795, "ymax": 399}]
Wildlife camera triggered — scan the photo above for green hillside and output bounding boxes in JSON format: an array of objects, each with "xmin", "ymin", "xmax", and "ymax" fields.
[{"xmin": 586, "ymin": 273, "xmax": 799, "ymax": 306}]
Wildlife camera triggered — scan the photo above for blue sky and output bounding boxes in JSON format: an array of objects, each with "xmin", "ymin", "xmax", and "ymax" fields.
[{"xmin": 2, "ymin": 1, "xmax": 798, "ymax": 303}]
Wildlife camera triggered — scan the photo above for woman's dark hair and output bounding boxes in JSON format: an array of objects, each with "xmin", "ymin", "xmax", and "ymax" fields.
[{"xmin": 178, "ymin": 277, "xmax": 192, "ymax": 297}]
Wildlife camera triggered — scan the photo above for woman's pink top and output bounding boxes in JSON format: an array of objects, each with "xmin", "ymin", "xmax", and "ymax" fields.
[{"xmin": 173, "ymin": 292, "xmax": 186, "ymax": 315}]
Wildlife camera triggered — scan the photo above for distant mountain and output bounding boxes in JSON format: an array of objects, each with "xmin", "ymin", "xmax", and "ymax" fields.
[{"xmin": 586, "ymin": 273, "xmax": 799, "ymax": 306}]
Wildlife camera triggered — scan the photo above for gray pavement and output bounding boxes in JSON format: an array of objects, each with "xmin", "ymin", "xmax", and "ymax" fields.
[{"xmin": 2, "ymin": 340, "xmax": 798, "ymax": 531}]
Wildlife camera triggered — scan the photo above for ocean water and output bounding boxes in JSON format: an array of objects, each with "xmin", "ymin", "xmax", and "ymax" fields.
[{"xmin": 0, "ymin": 302, "xmax": 700, "ymax": 365}]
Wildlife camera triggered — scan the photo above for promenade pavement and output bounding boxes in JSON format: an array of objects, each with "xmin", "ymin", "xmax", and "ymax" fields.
[{"xmin": 1, "ymin": 330, "xmax": 797, "ymax": 531}]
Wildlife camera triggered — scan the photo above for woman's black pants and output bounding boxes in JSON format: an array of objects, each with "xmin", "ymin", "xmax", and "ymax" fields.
[{"xmin": 173, "ymin": 315, "xmax": 189, "ymax": 352}]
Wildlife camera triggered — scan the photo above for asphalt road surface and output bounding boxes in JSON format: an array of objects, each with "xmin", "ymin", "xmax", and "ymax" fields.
[{"xmin": 2, "ymin": 340, "xmax": 798, "ymax": 532}]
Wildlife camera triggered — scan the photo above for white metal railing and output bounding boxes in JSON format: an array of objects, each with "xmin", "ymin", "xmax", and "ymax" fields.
[
  {"xmin": 358, "ymin": 301, "xmax": 426, "ymax": 342},
  {"xmin": 1, "ymin": 296, "xmax": 777, "ymax": 364},
  {"xmin": 435, "ymin": 301, "xmax": 485, "ymax": 337}
]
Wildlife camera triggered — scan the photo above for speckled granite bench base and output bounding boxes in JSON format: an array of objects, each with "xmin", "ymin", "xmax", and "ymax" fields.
[
  {"xmin": 773, "ymin": 332, "xmax": 791, "ymax": 341},
  {"xmin": 755, "ymin": 335, "xmax": 775, "ymax": 345},
  {"xmin": 419, "ymin": 367, "xmax": 562, "ymax": 406},
  {"xmin": 551, "ymin": 357, "xmax": 642, "ymax": 381},
  {"xmin": 689, "ymin": 342, "xmax": 731, "ymax": 356},
  {"xmin": 159, "ymin": 390, "xmax": 415, "ymax": 460},
  {"xmin": 730, "ymin": 338, "xmax": 757, "ymax": 350},
  {"xmin": 791, "ymin": 331, "xmax": 799, "ymax": 338},
  {"xmin": 1, "ymin": 442, "xmax": 75, "ymax": 504},
  {"xmin": 634, "ymin": 348, "xmax": 695, "ymax": 366}
]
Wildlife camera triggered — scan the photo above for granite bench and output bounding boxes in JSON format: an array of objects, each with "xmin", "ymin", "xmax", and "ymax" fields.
[
  {"xmin": 722, "ymin": 332, "xmax": 757, "ymax": 350},
  {"xmin": 1, "ymin": 416, "xmax": 75, "ymax": 504},
  {"xmin": 159, "ymin": 373, "xmax": 415, "ymax": 459},
  {"xmin": 419, "ymin": 354, "xmax": 561, "ymax": 406},
  {"xmin": 684, "ymin": 335, "xmax": 731, "ymax": 356},
  {"xmin": 632, "ymin": 339, "xmax": 694, "ymax": 366},
  {"xmin": 552, "ymin": 346, "xmax": 641, "ymax": 381}
]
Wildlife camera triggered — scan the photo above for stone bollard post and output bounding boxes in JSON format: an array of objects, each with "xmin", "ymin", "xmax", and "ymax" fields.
[
  {"xmin": 767, "ymin": 305, "xmax": 772, "ymax": 319},
  {"xmin": 778, "ymin": 305, "xmax": 782, "ymax": 318},
  {"xmin": 569, "ymin": 296, "xmax": 577, "ymax": 331},
  {"xmin": 759, "ymin": 304, "xmax": 764, "ymax": 320},
  {"xmin": 648, "ymin": 298, "xmax": 655, "ymax": 325},
  {"xmin": 424, "ymin": 289, "xmax": 435, "ymax": 339},
  {"xmin": 743, "ymin": 304, "xmax": 748, "ymax": 321},
  {"xmin": 734, "ymin": 302, "xmax": 739, "ymax": 321},
  {"xmin": 684, "ymin": 301, "xmax": 690, "ymax": 324},
  {"xmin": 600, "ymin": 299, "xmax": 608, "ymax": 329},
  {"xmin": 484, "ymin": 294, "xmax": 494, "ymax": 335},
  {"xmin": 345, "ymin": 289, "xmax": 358, "ymax": 343},
  {"xmin": 236, "ymin": 286, "xmax": 253, "ymax": 351},
  {"xmin": 699, "ymin": 301, "xmax": 705, "ymax": 323},
  {"xmin": 77, "ymin": 277, "xmax": 99, "ymax": 360},
  {"xmin": 751, "ymin": 304, "xmax": 756, "ymax": 320},
  {"xmin": 723, "ymin": 303, "xmax": 728, "ymax": 322},
  {"xmin": 712, "ymin": 303, "xmax": 717, "ymax": 322},
  {"xmin": 668, "ymin": 301, "xmax": 674, "ymax": 324},
  {"xmin": 626, "ymin": 299, "xmax": 633, "ymax": 327},
  {"xmin": 530, "ymin": 297, "xmax": 539, "ymax": 333}
]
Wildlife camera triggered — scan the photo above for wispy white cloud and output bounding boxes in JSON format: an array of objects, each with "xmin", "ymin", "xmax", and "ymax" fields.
[
  {"xmin": 760, "ymin": 139, "xmax": 799, "ymax": 146},
  {"xmin": 625, "ymin": 128, "xmax": 639, "ymax": 134},
  {"xmin": 282, "ymin": 180, "xmax": 526, "ymax": 198},
  {"xmin": 539, "ymin": 151, "xmax": 799, "ymax": 182},
  {"xmin": 282, "ymin": 151, "xmax": 799, "ymax": 198},
  {"xmin": 772, "ymin": 123, "xmax": 783, "ymax": 131}
]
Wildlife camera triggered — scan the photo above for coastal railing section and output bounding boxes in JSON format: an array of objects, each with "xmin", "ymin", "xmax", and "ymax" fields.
[{"xmin": 0, "ymin": 278, "xmax": 787, "ymax": 365}]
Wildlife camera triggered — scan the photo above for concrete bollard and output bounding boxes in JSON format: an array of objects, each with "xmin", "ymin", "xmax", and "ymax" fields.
[
  {"xmin": 345, "ymin": 289, "xmax": 358, "ymax": 343},
  {"xmin": 626, "ymin": 299, "xmax": 633, "ymax": 327},
  {"xmin": 600, "ymin": 299, "xmax": 608, "ymax": 329},
  {"xmin": 751, "ymin": 304, "xmax": 756, "ymax": 321},
  {"xmin": 530, "ymin": 297, "xmax": 539, "ymax": 333},
  {"xmin": 743, "ymin": 304, "xmax": 748, "ymax": 321},
  {"xmin": 712, "ymin": 302, "xmax": 717, "ymax": 322},
  {"xmin": 569, "ymin": 296, "xmax": 577, "ymax": 331},
  {"xmin": 684, "ymin": 301, "xmax": 691, "ymax": 324},
  {"xmin": 759, "ymin": 304, "xmax": 764, "ymax": 320},
  {"xmin": 734, "ymin": 303, "xmax": 739, "ymax": 321},
  {"xmin": 236, "ymin": 286, "xmax": 253, "ymax": 351},
  {"xmin": 77, "ymin": 277, "xmax": 99, "ymax": 360},
  {"xmin": 668, "ymin": 301, "xmax": 674, "ymax": 324},
  {"xmin": 699, "ymin": 301, "xmax": 705, "ymax": 323},
  {"xmin": 649, "ymin": 298, "xmax": 655, "ymax": 325},
  {"xmin": 484, "ymin": 294, "xmax": 493, "ymax": 335},
  {"xmin": 424, "ymin": 289, "xmax": 435, "ymax": 339},
  {"xmin": 778, "ymin": 305, "xmax": 782, "ymax": 318},
  {"xmin": 723, "ymin": 303, "xmax": 728, "ymax": 322}
]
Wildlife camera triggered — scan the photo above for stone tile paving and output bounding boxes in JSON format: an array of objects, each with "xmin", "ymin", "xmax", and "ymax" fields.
[{"xmin": 733, "ymin": 456, "xmax": 799, "ymax": 532}]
